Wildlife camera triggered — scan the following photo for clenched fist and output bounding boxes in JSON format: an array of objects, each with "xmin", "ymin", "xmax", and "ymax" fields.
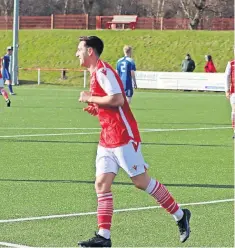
[
  {"xmin": 83, "ymin": 103, "xmax": 98, "ymax": 116},
  {"xmin": 79, "ymin": 91, "xmax": 91, "ymax": 103}
]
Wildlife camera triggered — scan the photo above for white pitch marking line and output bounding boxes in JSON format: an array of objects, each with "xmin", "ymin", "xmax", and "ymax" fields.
[
  {"xmin": 0, "ymin": 127, "xmax": 101, "ymax": 130},
  {"xmin": 140, "ymin": 127, "xmax": 230, "ymax": 132},
  {"xmin": 0, "ymin": 132, "xmax": 100, "ymax": 138},
  {"xmin": 0, "ymin": 198, "xmax": 233, "ymax": 224},
  {"xmin": 0, "ymin": 127, "xmax": 230, "ymax": 131},
  {"xmin": 0, "ymin": 242, "xmax": 32, "ymax": 248},
  {"xmin": 0, "ymin": 127, "xmax": 230, "ymax": 139}
]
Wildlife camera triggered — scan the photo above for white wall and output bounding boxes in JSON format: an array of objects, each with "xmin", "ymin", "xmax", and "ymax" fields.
[{"xmin": 135, "ymin": 71, "xmax": 225, "ymax": 91}]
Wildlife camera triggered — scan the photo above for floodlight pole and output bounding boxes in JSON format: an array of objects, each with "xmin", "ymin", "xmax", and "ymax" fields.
[{"xmin": 12, "ymin": 0, "xmax": 19, "ymax": 85}]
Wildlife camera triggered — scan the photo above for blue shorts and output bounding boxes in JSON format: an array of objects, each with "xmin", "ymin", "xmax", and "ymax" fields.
[
  {"xmin": 125, "ymin": 89, "xmax": 133, "ymax": 97},
  {"xmin": 3, "ymin": 69, "xmax": 11, "ymax": 81}
]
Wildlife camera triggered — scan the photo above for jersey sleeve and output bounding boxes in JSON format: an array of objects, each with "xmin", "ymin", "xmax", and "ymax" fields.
[
  {"xmin": 225, "ymin": 62, "xmax": 231, "ymax": 76},
  {"xmin": 225, "ymin": 62, "xmax": 231, "ymax": 92},
  {"xmin": 96, "ymin": 68, "xmax": 122, "ymax": 96},
  {"xmin": 131, "ymin": 61, "xmax": 136, "ymax": 71},
  {"xmin": 116, "ymin": 61, "xmax": 120, "ymax": 74}
]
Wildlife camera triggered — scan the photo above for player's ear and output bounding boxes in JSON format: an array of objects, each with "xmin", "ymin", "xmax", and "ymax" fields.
[{"xmin": 87, "ymin": 47, "xmax": 94, "ymax": 56}]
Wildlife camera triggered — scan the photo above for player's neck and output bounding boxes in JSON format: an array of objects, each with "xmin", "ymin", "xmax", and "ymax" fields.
[{"xmin": 88, "ymin": 58, "xmax": 100, "ymax": 74}]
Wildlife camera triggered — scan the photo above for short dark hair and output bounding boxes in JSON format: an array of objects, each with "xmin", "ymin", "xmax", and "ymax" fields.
[{"xmin": 79, "ymin": 36, "xmax": 104, "ymax": 57}]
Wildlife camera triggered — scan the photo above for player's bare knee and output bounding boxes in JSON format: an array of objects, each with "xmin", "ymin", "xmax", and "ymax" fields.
[
  {"xmin": 133, "ymin": 181, "xmax": 146, "ymax": 190},
  {"xmin": 95, "ymin": 178, "xmax": 112, "ymax": 193},
  {"xmin": 95, "ymin": 180, "xmax": 104, "ymax": 193},
  {"xmin": 131, "ymin": 173, "xmax": 151, "ymax": 190},
  {"xmin": 132, "ymin": 177, "xmax": 148, "ymax": 190}
]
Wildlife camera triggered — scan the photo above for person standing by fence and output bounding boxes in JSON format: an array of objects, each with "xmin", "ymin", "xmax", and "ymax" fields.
[
  {"xmin": 204, "ymin": 55, "xmax": 217, "ymax": 73},
  {"xmin": 181, "ymin": 54, "xmax": 196, "ymax": 72}
]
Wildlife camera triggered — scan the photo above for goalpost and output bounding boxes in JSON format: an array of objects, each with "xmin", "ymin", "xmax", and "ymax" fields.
[
  {"xmin": 12, "ymin": 0, "xmax": 19, "ymax": 85},
  {"xmin": 12, "ymin": 0, "xmax": 88, "ymax": 88}
]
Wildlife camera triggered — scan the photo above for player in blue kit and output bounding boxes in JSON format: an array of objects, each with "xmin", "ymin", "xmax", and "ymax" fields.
[
  {"xmin": 2, "ymin": 46, "xmax": 15, "ymax": 95},
  {"xmin": 116, "ymin": 45, "xmax": 137, "ymax": 104}
]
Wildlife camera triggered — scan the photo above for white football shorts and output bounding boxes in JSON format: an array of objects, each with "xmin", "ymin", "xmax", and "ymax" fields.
[
  {"xmin": 230, "ymin": 93, "xmax": 235, "ymax": 105},
  {"xmin": 0, "ymin": 78, "xmax": 4, "ymax": 88},
  {"xmin": 96, "ymin": 142, "xmax": 149, "ymax": 177}
]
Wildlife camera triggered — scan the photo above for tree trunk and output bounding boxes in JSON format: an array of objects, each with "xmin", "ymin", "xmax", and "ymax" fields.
[
  {"xmin": 151, "ymin": 0, "xmax": 158, "ymax": 29},
  {"xmin": 189, "ymin": 18, "xmax": 200, "ymax": 29},
  {"xmin": 180, "ymin": 0, "xmax": 206, "ymax": 30},
  {"xmin": 151, "ymin": 0, "xmax": 165, "ymax": 29},
  {"xmin": 63, "ymin": 0, "xmax": 70, "ymax": 14},
  {"xmin": 117, "ymin": 0, "xmax": 124, "ymax": 14},
  {"xmin": 81, "ymin": 0, "xmax": 95, "ymax": 15}
]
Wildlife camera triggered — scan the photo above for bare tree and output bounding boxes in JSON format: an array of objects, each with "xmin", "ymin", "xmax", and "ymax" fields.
[
  {"xmin": 63, "ymin": 0, "xmax": 70, "ymax": 14},
  {"xmin": 151, "ymin": 0, "xmax": 166, "ymax": 29},
  {"xmin": 180, "ymin": 0, "xmax": 208, "ymax": 29},
  {"xmin": 203, "ymin": 0, "xmax": 234, "ymax": 17},
  {"xmin": 0, "ymin": 0, "xmax": 232, "ymax": 21},
  {"xmin": 0, "ymin": 0, "xmax": 14, "ymax": 16},
  {"xmin": 180, "ymin": 0, "xmax": 233, "ymax": 29},
  {"xmin": 116, "ymin": 0, "xmax": 124, "ymax": 14},
  {"xmin": 80, "ymin": 0, "xmax": 95, "ymax": 15},
  {"xmin": 108, "ymin": 0, "xmax": 138, "ymax": 15}
]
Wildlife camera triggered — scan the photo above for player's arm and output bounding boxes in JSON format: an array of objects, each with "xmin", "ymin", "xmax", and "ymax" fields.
[
  {"xmin": 115, "ymin": 62, "xmax": 120, "ymax": 75},
  {"xmin": 79, "ymin": 68, "xmax": 124, "ymax": 108},
  {"xmin": 0, "ymin": 58, "xmax": 2, "ymax": 74},
  {"xmin": 91, "ymin": 94, "xmax": 124, "ymax": 107},
  {"xmin": 131, "ymin": 70, "xmax": 137, "ymax": 89},
  {"xmin": 225, "ymin": 62, "xmax": 231, "ymax": 99},
  {"xmin": 1, "ymin": 57, "xmax": 5, "ymax": 71},
  {"xmin": 0, "ymin": 57, "xmax": 4, "ymax": 75},
  {"xmin": 131, "ymin": 61, "xmax": 137, "ymax": 89},
  {"xmin": 80, "ymin": 91, "xmax": 124, "ymax": 107}
]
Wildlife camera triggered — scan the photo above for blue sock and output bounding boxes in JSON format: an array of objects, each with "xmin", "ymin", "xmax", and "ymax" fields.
[{"xmin": 8, "ymin": 84, "xmax": 13, "ymax": 94}]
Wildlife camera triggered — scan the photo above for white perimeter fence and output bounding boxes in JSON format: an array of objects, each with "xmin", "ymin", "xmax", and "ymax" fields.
[{"xmin": 20, "ymin": 68, "xmax": 226, "ymax": 92}]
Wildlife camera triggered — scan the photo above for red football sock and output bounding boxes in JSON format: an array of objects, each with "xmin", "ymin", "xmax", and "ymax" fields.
[
  {"xmin": 150, "ymin": 181, "xmax": 179, "ymax": 214},
  {"xmin": 232, "ymin": 112, "xmax": 235, "ymax": 130},
  {"xmin": 97, "ymin": 192, "xmax": 113, "ymax": 231},
  {"xmin": 1, "ymin": 89, "xmax": 9, "ymax": 101}
]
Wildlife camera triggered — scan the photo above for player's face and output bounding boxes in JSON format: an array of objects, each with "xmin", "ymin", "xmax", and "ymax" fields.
[{"xmin": 76, "ymin": 41, "xmax": 89, "ymax": 67}]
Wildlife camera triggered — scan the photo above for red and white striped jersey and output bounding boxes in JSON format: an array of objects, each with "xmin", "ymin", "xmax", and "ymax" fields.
[
  {"xmin": 90, "ymin": 59, "xmax": 141, "ymax": 148},
  {"xmin": 225, "ymin": 60, "xmax": 235, "ymax": 94}
]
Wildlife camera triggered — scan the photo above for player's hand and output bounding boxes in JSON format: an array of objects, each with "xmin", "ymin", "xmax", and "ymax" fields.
[
  {"xmin": 79, "ymin": 91, "xmax": 91, "ymax": 103},
  {"xmin": 83, "ymin": 104, "xmax": 98, "ymax": 116},
  {"xmin": 134, "ymin": 83, "xmax": 137, "ymax": 89},
  {"xmin": 226, "ymin": 91, "xmax": 230, "ymax": 99}
]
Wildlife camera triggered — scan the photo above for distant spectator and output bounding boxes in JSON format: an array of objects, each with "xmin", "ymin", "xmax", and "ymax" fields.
[
  {"xmin": 204, "ymin": 55, "xmax": 217, "ymax": 73},
  {"xmin": 181, "ymin": 54, "xmax": 196, "ymax": 72}
]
